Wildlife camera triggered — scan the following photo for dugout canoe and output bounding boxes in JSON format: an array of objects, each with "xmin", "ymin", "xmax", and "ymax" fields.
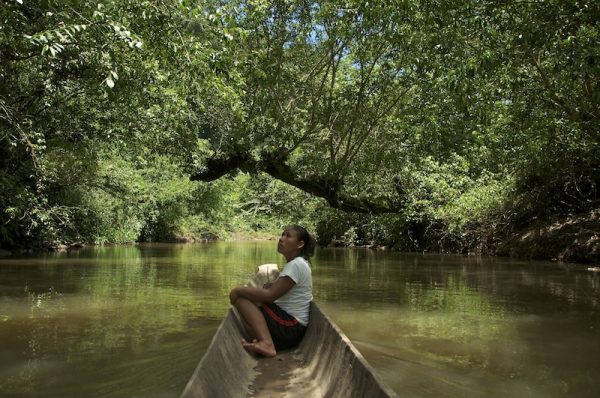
[{"xmin": 181, "ymin": 302, "xmax": 398, "ymax": 398}]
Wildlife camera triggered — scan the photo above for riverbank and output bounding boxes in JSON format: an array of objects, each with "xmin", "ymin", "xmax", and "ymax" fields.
[
  {"xmin": 419, "ymin": 209, "xmax": 600, "ymax": 264},
  {"xmin": 2, "ymin": 211, "xmax": 598, "ymax": 265},
  {"xmin": 0, "ymin": 231, "xmax": 278, "ymax": 258},
  {"xmin": 494, "ymin": 209, "xmax": 600, "ymax": 264},
  {"xmin": 328, "ymin": 208, "xmax": 600, "ymax": 266}
]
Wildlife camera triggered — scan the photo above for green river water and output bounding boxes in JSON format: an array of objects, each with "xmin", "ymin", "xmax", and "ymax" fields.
[{"xmin": 0, "ymin": 242, "xmax": 599, "ymax": 397}]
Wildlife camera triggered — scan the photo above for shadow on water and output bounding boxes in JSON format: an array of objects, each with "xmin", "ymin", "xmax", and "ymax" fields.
[{"xmin": 1, "ymin": 243, "xmax": 599, "ymax": 397}]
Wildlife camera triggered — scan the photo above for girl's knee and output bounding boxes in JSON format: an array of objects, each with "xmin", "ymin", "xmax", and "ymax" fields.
[{"xmin": 233, "ymin": 296, "xmax": 251, "ymax": 308}]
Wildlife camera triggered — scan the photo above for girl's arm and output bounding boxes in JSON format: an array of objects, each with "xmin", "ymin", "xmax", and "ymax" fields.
[{"xmin": 230, "ymin": 276, "xmax": 295, "ymax": 304}]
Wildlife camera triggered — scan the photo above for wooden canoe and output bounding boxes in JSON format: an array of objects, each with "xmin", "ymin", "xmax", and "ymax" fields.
[{"xmin": 181, "ymin": 302, "xmax": 398, "ymax": 397}]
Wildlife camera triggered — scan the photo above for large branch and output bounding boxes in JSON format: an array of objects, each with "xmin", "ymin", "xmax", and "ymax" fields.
[
  {"xmin": 190, "ymin": 152, "xmax": 398, "ymax": 214},
  {"xmin": 190, "ymin": 152, "xmax": 255, "ymax": 182}
]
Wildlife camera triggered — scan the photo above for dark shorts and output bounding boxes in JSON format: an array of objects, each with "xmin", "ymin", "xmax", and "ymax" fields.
[{"xmin": 260, "ymin": 302, "xmax": 307, "ymax": 350}]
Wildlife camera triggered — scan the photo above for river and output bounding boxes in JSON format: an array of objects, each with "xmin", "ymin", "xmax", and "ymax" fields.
[{"xmin": 1, "ymin": 242, "xmax": 599, "ymax": 397}]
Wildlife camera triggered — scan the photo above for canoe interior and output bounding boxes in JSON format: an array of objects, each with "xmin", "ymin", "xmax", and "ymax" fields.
[{"xmin": 181, "ymin": 303, "xmax": 397, "ymax": 398}]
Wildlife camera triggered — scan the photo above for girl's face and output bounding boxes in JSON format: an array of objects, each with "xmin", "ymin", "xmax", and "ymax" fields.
[{"xmin": 277, "ymin": 227, "xmax": 304, "ymax": 259}]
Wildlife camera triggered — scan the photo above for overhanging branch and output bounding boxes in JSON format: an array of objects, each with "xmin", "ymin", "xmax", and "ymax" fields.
[
  {"xmin": 190, "ymin": 152, "xmax": 255, "ymax": 182},
  {"xmin": 190, "ymin": 152, "xmax": 398, "ymax": 214}
]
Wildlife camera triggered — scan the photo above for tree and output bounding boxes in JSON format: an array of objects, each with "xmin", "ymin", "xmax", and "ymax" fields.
[
  {"xmin": 2, "ymin": 0, "xmax": 598, "ymax": 250},
  {"xmin": 0, "ymin": 0, "xmax": 221, "ymax": 247},
  {"xmin": 189, "ymin": 0, "xmax": 421, "ymax": 213}
]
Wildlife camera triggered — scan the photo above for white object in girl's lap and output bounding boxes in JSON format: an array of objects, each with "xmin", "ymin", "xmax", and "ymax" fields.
[{"xmin": 245, "ymin": 263, "xmax": 280, "ymax": 289}]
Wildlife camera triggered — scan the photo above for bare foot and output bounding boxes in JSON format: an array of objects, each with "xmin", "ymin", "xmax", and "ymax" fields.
[
  {"xmin": 241, "ymin": 339, "xmax": 276, "ymax": 357},
  {"xmin": 241, "ymin": 339, "xmax": 257, "ymax": 355}
]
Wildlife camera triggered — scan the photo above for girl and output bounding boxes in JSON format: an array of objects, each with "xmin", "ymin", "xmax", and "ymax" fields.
[{"xmin": 229, "ymin": 225, "xmax": 315, "ymax": 357}]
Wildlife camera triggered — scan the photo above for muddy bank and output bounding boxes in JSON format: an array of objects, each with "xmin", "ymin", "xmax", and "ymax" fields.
[
  {"xmin": 493, "ymin": 209, "xmax": 600, "ymax": 264},
  {"xmin": 347, "ymin": 209, "xmax": 600, "ymax": 265}
]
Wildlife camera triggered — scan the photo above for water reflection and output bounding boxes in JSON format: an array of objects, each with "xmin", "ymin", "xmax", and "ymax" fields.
[
  {"xmin": 0, "ymin": 243, "xmax": 599, "ymax": 397},
  {"xmin": 0, "ymin": 242, "xmax": 269, "ymax": 397},
  {"xmin": 315, "ymin": 251, "xmax": 600, "ymax": 398}
]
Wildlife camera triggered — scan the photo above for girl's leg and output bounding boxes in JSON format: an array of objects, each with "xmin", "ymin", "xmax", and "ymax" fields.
[
  {"xmin": 240, "ymin": 316, "xmax": 256, "ymax": 340},
  {"xmin": 233, "ymin": 298, "xmax": 276, "ymax": 357}
]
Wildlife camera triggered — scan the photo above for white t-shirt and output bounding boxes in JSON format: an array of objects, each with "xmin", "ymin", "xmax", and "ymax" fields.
[{"xmin": 275, "ymin": 256, "xmax": 312, "ymax": 326}]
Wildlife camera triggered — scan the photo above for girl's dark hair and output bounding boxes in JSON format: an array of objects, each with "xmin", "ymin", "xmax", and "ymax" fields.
[{"xmin": 289, "ymin": 225, "xmax": 316, "ymax": 260}]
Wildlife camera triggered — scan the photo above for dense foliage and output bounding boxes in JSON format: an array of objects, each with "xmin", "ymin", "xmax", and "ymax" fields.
[{"xmin": 1, "ymin": 0, "xmax": 598, "ymax": 253}]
